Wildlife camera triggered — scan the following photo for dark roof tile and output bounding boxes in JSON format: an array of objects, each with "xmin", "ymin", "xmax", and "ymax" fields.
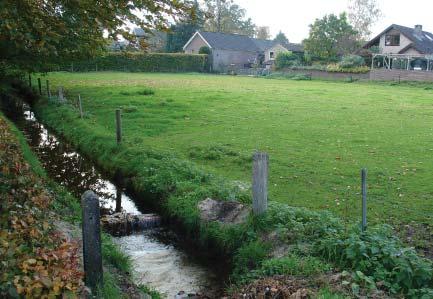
[{"xmin": 197, "ymin": 31, "xmax": 304, "ymax": 53}]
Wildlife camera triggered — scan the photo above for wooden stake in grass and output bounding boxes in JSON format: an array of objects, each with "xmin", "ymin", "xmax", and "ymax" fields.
[
  {"xmin": 58, "ymin": 86, "xmax": 64, "ymax": 102},
  {"xmin": 78, "ymin": 94, "xmax": 83, "ymax": 119},
  {"xmin": 46, "ymin": 80, "xmax": 51, "ymax": 100},
  {"xmin": 361, "ymin": 168, "xmax": 367, "ymax": 232},
  {"xmin": 81, "ymin": 191, "xmax": 103, "ymax": 291},
  {"xmin": 116, "ymin": 109, "xmax": 122, "ymax": 144},
  {"xmin": 252, "ymin": 152, "xmax": 269, "ymax": 215},
  {"xmin": 37, "ymin": 78, "xmax": 42, "ymax": 95}
]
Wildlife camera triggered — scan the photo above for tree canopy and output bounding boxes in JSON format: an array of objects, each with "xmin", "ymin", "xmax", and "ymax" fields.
[
  {"xmin": 274, "ymin": 31, "xmax": 289, "ymax": 45},
  {"xmin": 0, "ymin": 0, "xmax": 191, "ymax": 73},
  {"xmin": 203, "ymin": 0, "xmax": 256, "ymax": 37},
  {"xmin": 303, "ymin": 13, "xmax": 359, "ymax": 60},
  {"xmin": 256, "ymin": 26, "xmax": 271, "ymax": 40},
  {"xmin": 348, "ymin": 0, "xmax": 382, "ymax": 40},
  {"xmin": 166, "ymin": 1, "xmax": 204, "ymax": 52}
]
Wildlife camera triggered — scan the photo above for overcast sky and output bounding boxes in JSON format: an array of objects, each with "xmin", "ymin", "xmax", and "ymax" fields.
[{"xmin": 235, "ymin": 0, "xmax": 433, "ymax": 43}]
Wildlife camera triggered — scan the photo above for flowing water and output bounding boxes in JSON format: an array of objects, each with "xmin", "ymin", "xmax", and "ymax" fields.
[{"xmin": 4, "ymin": 103, "xmax": 224, "ymax": 298}]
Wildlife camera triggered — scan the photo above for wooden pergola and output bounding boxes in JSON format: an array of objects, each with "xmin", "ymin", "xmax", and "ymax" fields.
[{"xmin": 371, "ymin": 53, "xmax": 433, "ymax": 71}]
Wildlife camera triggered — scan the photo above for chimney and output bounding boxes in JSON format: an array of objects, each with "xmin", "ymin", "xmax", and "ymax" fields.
[{"xmin": 415, "ymin": 25, "xmax": 423, "ymax": 34}]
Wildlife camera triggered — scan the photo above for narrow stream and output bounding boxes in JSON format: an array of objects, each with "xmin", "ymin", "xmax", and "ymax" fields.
[{"xmin": 5, "ymin": 103, "xmax": 223, "ymax": 298}]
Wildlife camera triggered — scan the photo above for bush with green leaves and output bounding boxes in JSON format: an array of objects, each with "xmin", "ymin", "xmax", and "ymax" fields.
[
  {"xmin": 60, "ymin": 52, "xmax": 210, "ymax": 73},
  {"xmin": 326, "ymin": 63, "xmax": 370, "ymax": 73},
  {"xmin": 275, "ymin": 51, "xmax": 300, "ymax": 69},
  {"xmin": 198, "ymin": 46, "xmax": 212, "ymax": 55},
  {"xmin": 316, "ymin": 225, "xmax": 433, "ymax": 295},
  {"xmin": 339, "ymin": 55, "xmax": 365, "ymax": 69}
]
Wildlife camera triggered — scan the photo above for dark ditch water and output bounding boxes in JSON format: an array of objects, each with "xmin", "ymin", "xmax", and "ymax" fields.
[{"xmin": 4, "ymin": 103, "xmax": 224, "ymax": 298}]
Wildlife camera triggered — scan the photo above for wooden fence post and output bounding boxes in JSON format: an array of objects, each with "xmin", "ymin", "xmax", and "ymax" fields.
[
  {"xmin": 252, "ymin": 152, "xmax": 269, "ymax": 215},
  {"xmin": 58, "ymin": 86, "xmax": 64, "ymax": 102},
  {"xmin": 115, "ymin": 188, "xmax": 122, "ymax": 213},
  {"xmin": 37, "ymin": 78, "xmax": 42, "ymax": 95},
  {"xmin": 46, "ymin": 80, "xmax": 51, "ymax": 100},
  {"xmin": 361, "ymin": 168, "xmax": 367, "ymax": 232},
  {"xmin": 28, "ymin": 74, "xmax": 32, "ymax": 87},
  {"xmin": 81, "ymin": 191, "xmax": 103, "ymax": 291},
  {"xmin": 116, "ymin": 109, "xmax": 122, "ymax": 144},
  {"xmin": 78, "ymin": 94, "xmax": 83, "ymax": 118}
]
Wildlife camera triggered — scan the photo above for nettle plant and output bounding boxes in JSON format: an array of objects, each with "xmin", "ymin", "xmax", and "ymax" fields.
[{"xmin": 316, "ymin": 225, "xmax": 433, "ymax": 296}]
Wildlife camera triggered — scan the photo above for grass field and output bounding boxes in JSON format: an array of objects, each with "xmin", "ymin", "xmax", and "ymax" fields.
[{"xmin": 41, "ymin": 72, "xmax": 433, "ymax": 226}]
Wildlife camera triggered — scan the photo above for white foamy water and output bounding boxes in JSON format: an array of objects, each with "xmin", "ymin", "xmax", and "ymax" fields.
[{"xmin": 114, "ymin": 233, "xmax": 217, "ymax": 298}]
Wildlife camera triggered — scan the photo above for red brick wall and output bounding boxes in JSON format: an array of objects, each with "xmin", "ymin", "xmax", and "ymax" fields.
[{"xmin": 370, "ymin": 69, "xmax": 433, "ymax": 82}]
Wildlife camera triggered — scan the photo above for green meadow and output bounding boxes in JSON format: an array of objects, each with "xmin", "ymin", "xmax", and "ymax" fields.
[{"xmin": 41, "ymin": 72, "xmax": 433, "ymax": 226}]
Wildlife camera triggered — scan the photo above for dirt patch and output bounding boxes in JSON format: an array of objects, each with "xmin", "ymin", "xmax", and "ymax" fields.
[
  {"xmin": 397, "ymin": 223, "xmax": 433, "ymax": 259},
  {"xmin": 198, "ymin": 198, "xmax": 251, "ymax": 224},
  {"xmin": 230, "ymin": 273, "xmax": 392, "ymax": 299},
  {"xmin": 230, "ymin": 275, "xmax": 317, "ymax": 299}
]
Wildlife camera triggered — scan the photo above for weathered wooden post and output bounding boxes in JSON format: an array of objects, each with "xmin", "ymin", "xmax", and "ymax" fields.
[
  {"xmin": 252, "ymin": 152, "xmax": 269, "ymax": 215},
  {"xmin": 28, "ymin": 74, "xmax": 32, "ymax": 87},
  {"xmin": 81, "ymin": 191, "xmax": 103, "ymax": 291},
  {"xmin": 95, "ymin": 63, "xmax": 98, "ymax": 72},
  {"xmin": 115, "ymin": 188, "xmax": 122, "ymax": 213},
  {"xmin": 58, "ymin": 86, "xmax": 64, "ymax": 102},
  {"xmin": 37, "ymin": 78, "xmax": 42, "ymax": 95},
  {"xmin": 115, "ymin": 109, "xmax": 122, "ymax": 144},
  {"xmin": 46, "ymin": 80, "xmax": 51, "ymax": 100},
  {"xmin": 78, "ymin": 94, "xmax": 84, "ymax": 118},
  {"xmin": 361, "ymin": 168, "xmax": 367, "ymax": 232}
]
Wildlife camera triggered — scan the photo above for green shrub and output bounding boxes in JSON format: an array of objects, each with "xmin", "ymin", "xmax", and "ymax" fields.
[
  {"xmin": 232, "ymin": 241, "xmax": 270, "ymax": 278},
  {"xmin": 275, "ymin": 51, "xmax": 300, "ymax": 69},
  {"xmin": 339, "ymin": 55, "xmax": 365, "ymax": 68},
  {"xmin": 63, "ymin": 53, "xmax": 210, "ymax": 73},
  {"xmin": 316, "ymin": 225, "xmax": 433, "ymax": 294},
  {"xmin": 198, "ymin": 46, "xmax": 211, "ymax": 55},
  {"xmin": 326, "ymin": 64, "xmax": 370, "ymax": 73},
  {"xmin": 256, "ymin": 255, "xmax": 331, "ymax": 277}
]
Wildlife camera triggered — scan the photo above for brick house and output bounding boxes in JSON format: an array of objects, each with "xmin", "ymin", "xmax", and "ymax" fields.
[{"xmin": 183, "ymin": 31, "xmax": 303, "ymax": 71}]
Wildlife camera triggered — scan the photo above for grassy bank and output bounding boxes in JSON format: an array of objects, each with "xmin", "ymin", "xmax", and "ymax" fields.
[
  {"xmin": 30, "ymin": 72, "xmax": 433, "ymax": 297},
  {"xmin": 38, "ymin": 72, "xmax": 433, "ymax": 226},
  {"xmin": 0, "ymin": 108, "xmax": 157, "ymax": 298}
]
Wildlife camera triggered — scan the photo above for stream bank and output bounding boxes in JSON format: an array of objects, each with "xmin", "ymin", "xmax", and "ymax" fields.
[{"xmin": 2, "ymin": 100, "xmax": 226, "ymax": 298}]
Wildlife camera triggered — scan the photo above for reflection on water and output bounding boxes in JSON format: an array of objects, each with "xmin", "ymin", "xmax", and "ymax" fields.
[
  {"xmin": 20, "ymin": 109, "xmax": 140, "ymax": 214},
  {"xmin": 6, "ymin": 104, "xmax": 222, "ymax": 298}
]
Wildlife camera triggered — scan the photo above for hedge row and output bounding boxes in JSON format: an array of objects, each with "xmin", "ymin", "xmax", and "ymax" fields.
[{"xmin": 59, "ymin": 53, "xmax": 210, "ymax": 73}]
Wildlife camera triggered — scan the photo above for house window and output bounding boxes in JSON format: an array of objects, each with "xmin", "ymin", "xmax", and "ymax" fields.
[
  {"xmin": 385, "ymin": 34, "xmax": 400, "ymax": 46},
  {"xmin": 270, "ymin": 51, "xmax": 275, "ymax": 59}
]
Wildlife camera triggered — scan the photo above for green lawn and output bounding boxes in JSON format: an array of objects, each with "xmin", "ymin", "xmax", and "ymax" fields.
[{"xmin": 41, "ymin": 72, "xmax": 433, "ymax": 226}]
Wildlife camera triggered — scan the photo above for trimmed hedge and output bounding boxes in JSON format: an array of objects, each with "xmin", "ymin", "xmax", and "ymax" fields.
[{"xmin": 61, "ymin": 52, "xmax": 210, "ymax": 73}]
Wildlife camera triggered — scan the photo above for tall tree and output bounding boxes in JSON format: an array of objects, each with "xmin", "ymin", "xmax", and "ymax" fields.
[
  {"xmin": 274, "ymin": 31, "xmax": 289, "ymax": 45},
  {"xmin": 203, "ymin": 0, "xmax": 256, "ymax": 37},
  {"xmin": 0, "ymin": 0, "xmax": 190, "ymax": 73},
  {"xmin": 166, "ymin": 1, "xmax": 204, "ymax": 52},
  {"xmin": 256, "ymin": 26, "xmax": 270, "ymax": 40},
  {"xmin": 303, "ymin": 13, "xmax": 359, "ymax": 60},
  {"xmin": 348, "ymin": 0, "xmax": 382, "ymax": 40}
]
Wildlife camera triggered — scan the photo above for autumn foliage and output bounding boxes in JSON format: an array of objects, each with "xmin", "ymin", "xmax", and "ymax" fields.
[{"xmin": 0, "ymin": 117, "xmax": 83, "ymax": 298}]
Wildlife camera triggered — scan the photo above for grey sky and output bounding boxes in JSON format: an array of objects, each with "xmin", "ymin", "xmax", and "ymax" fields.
[{"xmin": 235, "ymin": 0, "xmax": 433, "ymax": 43}]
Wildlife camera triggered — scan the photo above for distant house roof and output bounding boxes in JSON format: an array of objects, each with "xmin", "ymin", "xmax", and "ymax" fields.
[
  {"xmin": 184, "ymin": 31, "xmax": 304, "ymax": 53},
  {"xmin": 132, "ymin": 27, "xmax": 146, "ymax": 37},
  {"xmin": 364, "ymin": 24, "xmax": 433, "ymax": 54}
]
